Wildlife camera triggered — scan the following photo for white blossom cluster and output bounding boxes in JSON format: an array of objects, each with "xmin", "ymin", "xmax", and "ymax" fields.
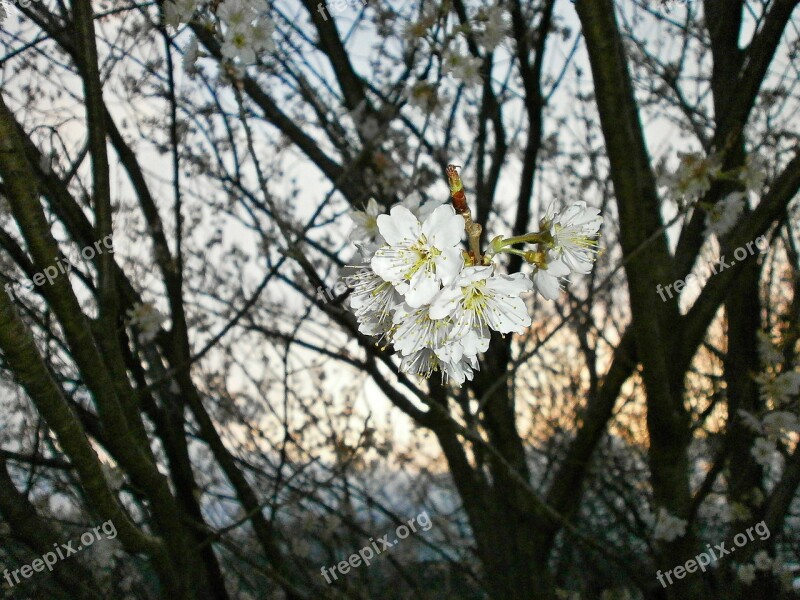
[
  {"xmin": 126, "ymin": 302, "xmax": 166, "ymax": 344},
  {"xmin": 530, "ymin": 201, "xmax": 603, "ymax": 301},
  {"xmin": 165, "ymin": 0, "xmax": 275, "ymax": 71},
  {"xmin": 656, "ymin": 151, "xmax": 767, "ymax": 238},
  {"xmin": 402, "ymin": 5, "xmax": 508, "ymax": 90},
  {"xmin": 649, "ymin": 507, "xmax": 688, "ymax": 542},
  {"xmin": 736, "ymin": 550, "xmax": 793, "ymax": 592},
  {"xmin": 736, "ymin": 550, "xmax": 793, "ymax": 589},
  {"xmin": 737, "ymin": 331, "xmax": 800, "ymax": 469},
  {"xmin": 346, "ymin": 196, "xmax": 602, "ymax": 384}
]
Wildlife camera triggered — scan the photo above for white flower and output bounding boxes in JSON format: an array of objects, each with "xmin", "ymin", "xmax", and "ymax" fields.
[
  {"xmin": 404, "ymin": 82, "xmax": 447, "ymax": 115},
  {"xmin": 217, "ymin": 0, "xmax": 256, "ymax": 27},
  {"xmin": 739, "ymin": 154, "xmax": 767, "ymax": 193},
  {"xmin": 371, "ymin": 205, "xmax": 465, "ymax": 308},
  {"xmin": 400, "ymin": 348, "xmax": 478, "ymax": 385},
  {"xmin": 750, "ymin": 437, "xmax": 776, "ymax": 468},
  {"xmin": 349, "ymin": 198, "xmax": 384, "ymax": 243},
  {"xmin": 399, "ymin": 346, "xmax": 479, "ymax": 384},
  {"xmin": 348, "ymin": 267, "xmax": 400, "ymax": 337},
  {"xmin": 541, "ymin": 201, "xmax": 602, "ymax": 274},
  {"xmin": 478, "ymin": 6, "xmax": 506, "ymax": 50},
  {"xmin": 444, "ymin": 50, "xmax": 482, "ymax": 86},
  {"xmin": 102, "ymin": 463, "xmax": 125, "ymax": 491},
  {"xmin": 402, "ymin": 4, "xmax": 438, "ymax": 40},
  {"xmin": 396, "ymin": 326, "xmax": 485, "ymax": 384},
  {"xmin": 183, "ymin": 36, "xmax": 200, "ymax": 74},
  {"xmin": 756, "ymin": 331, "xmax": 782, "ymax": 367},
  {"xmin": 165, "ymin": 0, "xmax": 197, "ymax": 29},
  {"xmin": 392, "ymin": 303, "xmax": 453, "ymax": 358},
  {"xmin": 705, "ymin": 192, "xmax": 745, "ymax": 237},
  {"xmin": 652, "ymin": 508, "xmax": 687, "ymax": 542},
  {"xmin": 247, "ymin": 18, "xmax": 275, "ymax": 53},
  {"xmin": 657, "ymin": 151, "xmax": 722, "ymax": 203},
  {"xmin": 127, "ymin": 302, "xmax": 165, "ymax": 343},
  {"xmin": 0, "ymin": 3, "xmax": 7, "ymax": 26},
  {"xmin": 222, "ymin": 25, "xmax": 256, "ymax": 64},
  {"xmin": 430, "ymin": 266, "xmax": 532, "ymax": 342},
  {"xmin": 439, "ymin": 347, "xmax": 480, "ymax": 385},
  {"xmin": 753, "ymin": 550, "xmax": 772, "ymax": 571},
  {"xmin": 427, "ymin": 332, "xmax": 485, "ymax": 385},
  {"xmin": 400, "ymin": 348, "xmax": 441, "ymax": 380},
  {"xmin": 532, "ymin": 256, "xmax": 570, "ymax": 301},
  {"xmin": 218, "ymin": 0, "xmax": 274, "ymax": 65},
  {"xmin": 736, "ymin": 563, "xmax": 756, "ymax": 586}
]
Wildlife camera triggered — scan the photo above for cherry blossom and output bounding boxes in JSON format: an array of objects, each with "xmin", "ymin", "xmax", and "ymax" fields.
[
  {"xmin": 753, "ymin": 550, "xmax": 773, "ymax": 571},
  {"xmin": 704, "ymin": 191, "xmax": 745, "ymax": 237},
  {"xmin": 349, "ymin": 198, "xmax": 384, "ymax": 243},
  {"xmin": 651, "ymin": 508, "xmax": 687, "ymax": 542},
  {"xmin": 444, "ymin": 50, "xmax": 483, "ymax": 86},
  {"xmin": 750, "ymin": 437, "xmax": 776, "ymax": 468},
  {"xmin": 737, "ymin": 563, "xmax": 756, "ymax": 585},
  {"xmin": 215, "ymin": 0, "xmax": 275, "ymax": 66},
  {"xmin": 478, "ymin": 6, "xmax": 507, "ymax": 50},
  {"xmin": 165, "ymin": 0, "xmax": 198, "ymax": 29},
  {"xmin": 532, "ymin": 256, "xmax": 570, "ymax": 301},
  {"xmin": 739, "ymin": 154, "xmax": 767, "ymax": 193},
  {"xmin": 657, "ymin": 151, "xmax": 722, "ymax": 203},
  {"xmin": 346, "ymin": 168, "xmax": 603, "ymax": 384},
  {"xmin": 348, "ymin": 267, "xmax": 400, "ymax": 337},
  {"xmin": 371, "ymin": 205, "xmax": 465, "ymax": 308},
  {"xmin": 126, "ymin": 302, "xmax": 166, "ymax": 343},
  {"xmin": 541, "ymin": 201, "xmax": 603, "ymax": 274}
]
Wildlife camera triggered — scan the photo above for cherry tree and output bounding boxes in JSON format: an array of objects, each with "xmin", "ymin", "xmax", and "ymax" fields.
[{"xmin": 0, "ymin": 0, "xmax": 799, "ymax": 599}]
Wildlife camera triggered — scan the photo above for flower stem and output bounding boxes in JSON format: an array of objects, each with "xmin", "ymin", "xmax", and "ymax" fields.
[
  {"xmin": 495, "ymin": 231, "xmax": 553, "ymax": 248},
  {"xmin": 447, "ymin": 164, "xmax": 483, "ymax": 262}
]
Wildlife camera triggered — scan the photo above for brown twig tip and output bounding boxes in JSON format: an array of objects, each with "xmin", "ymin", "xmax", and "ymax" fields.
[{"xmin": 446, "ymin": 164, "xmax": 469, "ymax": 214}]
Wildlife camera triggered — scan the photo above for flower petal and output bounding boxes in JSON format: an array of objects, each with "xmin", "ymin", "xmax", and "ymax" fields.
[
  {"xmin": 484, "ymin": 272, "xmax": 532, "ymax": 295},
  {"xmin": 533, "ymin": 270, "xmax": 561, "ymax": 301},
  {"xmin": 371, "ymin": 247, "xmax": 413, "ymax": 283},
  {"xmin": 405, "ymin": 268, "xmax": 440, "ymax": 307},
  {"xmin": 429, "ymin": 285, "xmax": 461, "ymax": 320},
  {"xmin": 377, "ymin": 206, "xmax": 420, "ymax": 245},
  {"xmin": 486, "ymin": 295, "xmax": 531, "ymax": 334},
  {"xmin": 422, "ymin": 205, "xmax": 464, "ymax": 248},
  {"xmin": 433, "ymin": 248, "xmax": 464, "ymax": 286}
]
